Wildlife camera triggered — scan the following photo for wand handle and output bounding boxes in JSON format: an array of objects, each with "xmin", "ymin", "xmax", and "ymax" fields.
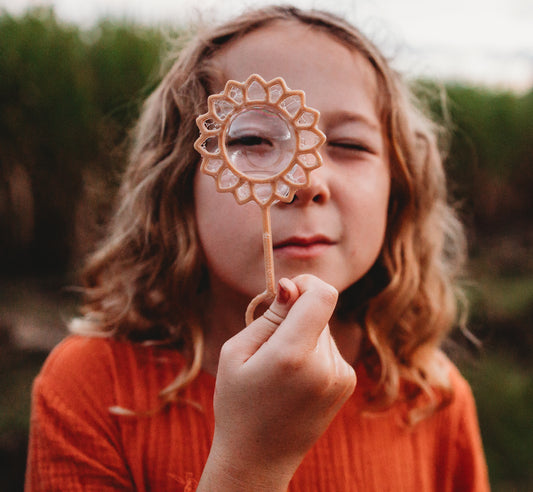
[
  {"xmin": 245, "ymin": 206, "xmax": 277, "ymax": 325},
  {"xmin": 262, "ymin": 206, "xmax": 276, "ymax": 296}
]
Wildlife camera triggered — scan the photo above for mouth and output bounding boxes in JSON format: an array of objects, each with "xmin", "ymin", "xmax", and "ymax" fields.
[{"xmin": 273, "ymin": 235, "xmax": 335, "ymax": 259}]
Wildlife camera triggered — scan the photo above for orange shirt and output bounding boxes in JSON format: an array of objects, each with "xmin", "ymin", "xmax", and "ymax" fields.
[{"xmin": 25, "ymin": 335, "xmax": 490, "ymax": 491}]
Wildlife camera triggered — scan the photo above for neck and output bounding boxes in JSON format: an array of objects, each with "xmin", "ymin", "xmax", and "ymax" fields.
[
  {"xmin": 201, "ymin": 283, "xmax": 251, "ymax": 376},
  {"xmin": 329, "ymin": 317, "xmax": 363, "ymax": 367}
]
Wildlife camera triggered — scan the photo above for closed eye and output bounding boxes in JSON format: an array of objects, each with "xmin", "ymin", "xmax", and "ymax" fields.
[{"xmin": 328, "ymin": 141, "xmax": 375, "ymax": 154}]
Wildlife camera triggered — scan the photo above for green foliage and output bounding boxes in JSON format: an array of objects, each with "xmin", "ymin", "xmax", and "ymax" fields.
[
  {"xmin": 0, "ymin": 349, "xmax": 47, "ymax": 434},
  {"xmin": 413, "ymin": 79, "xmax": 533, "ymax": 234},
  {"xmin": 446, "ymin": 85, "xmax": 533, "ymax": 232},
  {"xmin": 460, "ymin": 354, "xmax": 533, "ymax": 490},
  {"xmin": 87, "ymin": 21, "xmax": 163, "ymax": 124},
  {"xmin": 0, "ymin": 8, "xmax": 166, "ymax": 273},
  {"xmin": 1, "ymin": 8, "xmax": 92, "ymax": 270}
]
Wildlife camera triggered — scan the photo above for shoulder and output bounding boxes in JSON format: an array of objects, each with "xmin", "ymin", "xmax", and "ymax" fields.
[
  {"xmin": 36, "ymin": 335, "xmax": 131, "ymax": 390},
  {"xmin": 39, "ymin": 334, "xmax": 187, "ymax": 376},
  {"xmin": 33, "ymin": 335, "xmax": 128, "ymax": 411},
  {"xmin": 39, "ymin": 334, "xmax": 119, "ymax": 375},
  {"xmin": 440, "ymin": 354, "xmax": 477, "ymax": 413},
  {"xmin": 434, "ymin": 356, "xmax": 491, "ymax": 490},
  {"xmin": 33, "ymin": 335, "xmax": 188, "ymax": 411},
  {"xmin": 432, "ymin": 354, "xmax": 485, "ymax": 450},
  {"xmin": 422, "ymin": 352, "xmax": 479, "ymax": 424}
]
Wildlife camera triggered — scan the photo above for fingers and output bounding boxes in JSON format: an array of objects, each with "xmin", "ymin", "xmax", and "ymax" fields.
[
  {"xmin": 263, "ymin": 277, "xmax": 299, "ymax": 325},
  {"xmin": 222, "ymin": 274, "xmax": 339, "ymax": 368},
  {"xmin": 222, "ymin": 278, "xmax": 300, "ymax": 365},
  {"xmin": 272, "ymin": 274, "xmax": 338, "ymax": 351}
]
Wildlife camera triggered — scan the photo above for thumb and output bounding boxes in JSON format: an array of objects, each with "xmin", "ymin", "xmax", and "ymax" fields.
[{"xmin": 225, "ymin": 278, "xmax": 299, "ymax": 364}]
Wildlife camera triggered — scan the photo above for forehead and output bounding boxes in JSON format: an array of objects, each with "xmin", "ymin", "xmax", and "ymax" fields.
[{"xmin": 211, "ymin": 21, "xmax": 380, "ymax": 115}]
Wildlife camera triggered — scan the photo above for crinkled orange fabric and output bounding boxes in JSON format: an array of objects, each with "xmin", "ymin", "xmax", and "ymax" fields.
[{"xmin": 25, "ymin": 336, "xmax": 490, "ymax": 491}]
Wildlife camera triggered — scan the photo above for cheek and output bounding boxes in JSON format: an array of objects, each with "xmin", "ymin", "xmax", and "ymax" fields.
[
  {"xmin": 344, "ymin": 167, "xmax": 390, "ymax": 254},
  {"xmin": 194, "ymin": 172, "xmax": 268, "ymax": 297},
  {"xmin": 367, "ymin": 175, "xmax": 390, "ymax": 250},
  {"xmin": 194, "ymin": 172, "xmax": 262, "ymax": 265},
  {"xmin": 345, "ymin": 163, "xmax": 390, "ymax": 214},
  {"xmin": 371, "ymin": 177, "xmax": 390, "ymax": 234},
  {"xmin": 195, "ymin": 177, "xmax": 233, "ymax": 249}
]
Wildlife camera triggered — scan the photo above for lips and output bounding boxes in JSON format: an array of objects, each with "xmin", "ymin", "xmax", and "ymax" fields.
[
  {"xmin": 273, "ymin": 235, "xmax": 335, "ymax": 259},
  {"xmin": 274, "ymin": 235, "xmax": 334, "ymax": 249}
]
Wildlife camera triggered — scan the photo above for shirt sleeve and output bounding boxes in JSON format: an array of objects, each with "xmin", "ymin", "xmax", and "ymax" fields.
[{"xmin": 25, "ymin": 337, "xmax": 134, "ymax": 492}]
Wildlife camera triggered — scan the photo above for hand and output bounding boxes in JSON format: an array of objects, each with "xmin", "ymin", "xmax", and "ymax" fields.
[{"xmin": 198, "ymin": 274, "xmax": 357, "ymax": 491}]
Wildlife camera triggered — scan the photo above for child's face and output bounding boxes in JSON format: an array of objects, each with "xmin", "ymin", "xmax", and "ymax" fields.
[{"xmin": 194, "ymin": 21, "xmax": 390, "ymax": 302}]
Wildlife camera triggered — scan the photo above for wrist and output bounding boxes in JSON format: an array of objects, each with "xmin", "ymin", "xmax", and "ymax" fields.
[{"xmin": 197, "ymin": 437, "xmax": 296, "ymax": 492}]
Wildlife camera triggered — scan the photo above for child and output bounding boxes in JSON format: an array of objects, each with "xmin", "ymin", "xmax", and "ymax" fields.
[{"xmin": 25, "ymin": 5, "xmax": 490, "ymax": 491}]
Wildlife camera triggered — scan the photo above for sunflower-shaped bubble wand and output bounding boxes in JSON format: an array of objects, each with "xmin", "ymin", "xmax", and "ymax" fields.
[{"xmin": 194, "ymin": 74, "xmax": 326, "ymax": 325}]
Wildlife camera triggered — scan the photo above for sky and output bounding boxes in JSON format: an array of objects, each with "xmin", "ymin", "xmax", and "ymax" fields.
[{"xmin": 2, "ymin": 0, "xmax": 532, "ymax": 92}]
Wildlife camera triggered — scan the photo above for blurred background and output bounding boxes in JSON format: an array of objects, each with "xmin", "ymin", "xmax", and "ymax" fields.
[{"xmin": 0, "ymin": 1, "xmax": 532, "ymax": 491}]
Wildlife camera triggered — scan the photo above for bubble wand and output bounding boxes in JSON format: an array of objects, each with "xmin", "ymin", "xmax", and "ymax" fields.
[{"xmin": 194, "ymin": 74, "xmax": 326, "ymax": 325}]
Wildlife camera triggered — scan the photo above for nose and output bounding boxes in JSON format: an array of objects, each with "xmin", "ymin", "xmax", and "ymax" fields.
[{"xmin": 290, "ymin": 164, "xmax": 331, "ymax": 205}]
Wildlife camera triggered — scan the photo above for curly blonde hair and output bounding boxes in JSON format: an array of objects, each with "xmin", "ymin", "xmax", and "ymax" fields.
[{"xmin": 72, "ymin": 5, "xmax": 467, "ymax": 418}]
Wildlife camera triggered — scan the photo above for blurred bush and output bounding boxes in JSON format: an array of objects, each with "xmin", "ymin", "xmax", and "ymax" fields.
[
  {"xmin": 445, "ymin": 85, "xmax": 533, "ymax": 236},
  {"xmin": 0, "ymin": 7, "xmax": 166, "ymax": 275},
  {"xmin": 0, "ymin": 7, "xmax": 532, "ymax": 491}
]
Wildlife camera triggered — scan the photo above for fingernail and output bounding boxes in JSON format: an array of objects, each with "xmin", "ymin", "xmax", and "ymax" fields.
[{"xmin": 277, "ymin": 278, "xmax": 291, "ymax": 304}]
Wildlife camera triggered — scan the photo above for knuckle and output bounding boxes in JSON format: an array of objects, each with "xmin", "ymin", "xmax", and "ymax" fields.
[
  {"xmin": 297, "ymin": 273, "xmax": 315, "ymax": 283},
  {"xmin": 323, "ymin": 376, "xmax": 350, "ymax": 402},
  {"xmin": 312, "ymin": 372, "xmax": 348, "ymax": 402},
  {"xmin": 324, "ymin": 360, "xmax": 356, "ymax": 395},
  {"xmin": 341, "ymin": 366, "xmax": 357, "ymax": 392},
  {"xmin": 317, "ymin": 283, "xmax": 338, "ymax": 307},
  {"xmin": 263, "ymin": 306, "xmax": 285, "ymax": 325},
  {"xmin": 338, "ymin": 366, "xmax": 357, "ymax": 397},
  {"xmin": 274, "ymin": 346, "xmax": 306, "ymax": 373},
  {"xmin": 294, "ymin": 274, "xmax": 338, "ymax": 306},
  {"xmin": 219, "ymin": 339, "xmax": 236, "ymax": 360},
  {"xmin": 292, "ymin": 273, "xmax": 318, "ymax": 289}
]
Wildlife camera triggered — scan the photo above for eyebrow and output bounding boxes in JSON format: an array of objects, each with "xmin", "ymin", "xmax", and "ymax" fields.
[{"xmin": 321, "ymin": 110, "xmax": 381, "ymax": 133}]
